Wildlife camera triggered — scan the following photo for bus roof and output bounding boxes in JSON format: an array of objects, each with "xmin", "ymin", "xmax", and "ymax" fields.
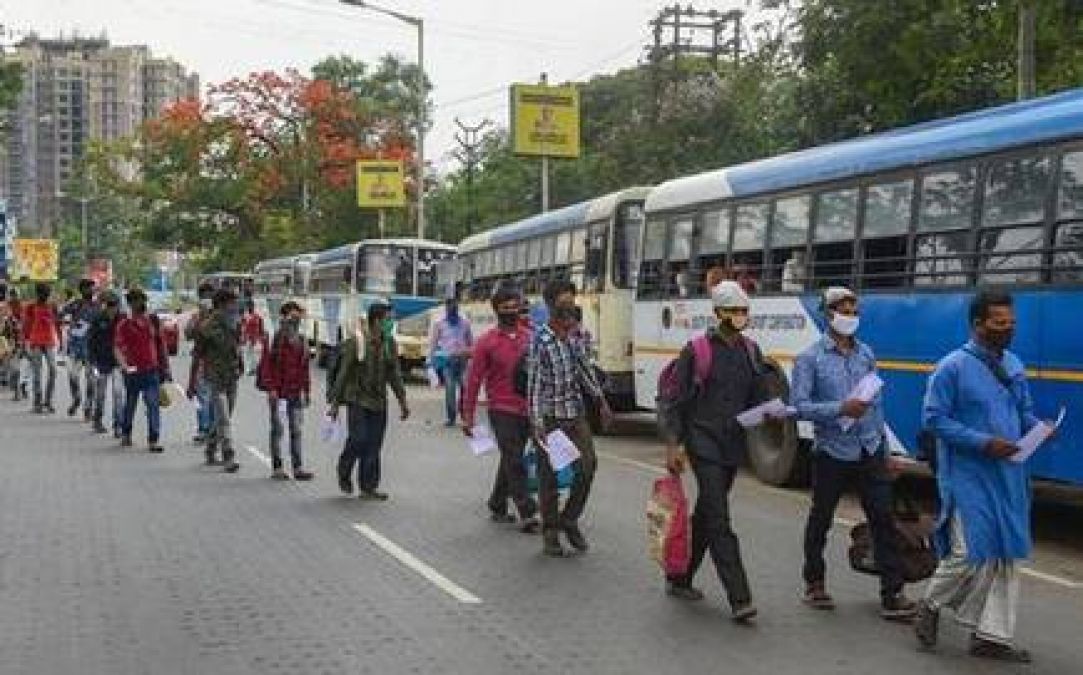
[
  {"xmin": 646, "ymin": 87, "xmax": 1083, "ymax": 213},
  {"xmin": 311, "ymin": 238, "xmax": 457, "ymax": 267},
  {"xmin": 459, "ymin": 186, "xmax": 652, "ymax": 254},
  {"xmin": 253, "ymin": 253, "xmax": 313, "ymax": 273}
]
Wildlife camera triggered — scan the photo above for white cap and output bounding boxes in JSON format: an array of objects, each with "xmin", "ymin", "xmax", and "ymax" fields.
[
  {"xmin": 711, "ymin": 280, "xmax": 750, "ymax": 309},
  {"xmin": 823, "ymin": 286, "xmax": 857, "ymax": 308}
]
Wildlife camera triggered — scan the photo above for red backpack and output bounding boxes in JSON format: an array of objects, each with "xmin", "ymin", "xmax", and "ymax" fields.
[{"xmin": 657, "ymin": 334, "xmax": 713, "ymax": 405}]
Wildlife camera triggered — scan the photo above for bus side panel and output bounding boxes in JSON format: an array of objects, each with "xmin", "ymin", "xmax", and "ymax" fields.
[{"xmin": 597, "ymin": 289, "xmax": 635, "ymax": 406}]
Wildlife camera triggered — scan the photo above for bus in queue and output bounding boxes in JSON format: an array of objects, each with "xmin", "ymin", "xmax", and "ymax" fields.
[
  {"xmin": 457, "ymin": 187, "xmax": 650, "ymax": 418},
  {"xmin": 634, "ymin": 88, "xmax": 1083, "ymax": 488},
  {"xmin": 198, "ymin": 271, "xmax": 254, "ymax": 298},
  {"xmin": 308, "ymin": 238, "xmax": 457, "ymax": 369},
  {"xmin": 251, "ymin": 254, "xmax": 314, "ymax": 339}
]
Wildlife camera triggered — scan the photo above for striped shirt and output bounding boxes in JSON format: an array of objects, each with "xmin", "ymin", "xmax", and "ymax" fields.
[{"xmin": 527, "ymin": 323, "xmax": 604, "ymax": 432}]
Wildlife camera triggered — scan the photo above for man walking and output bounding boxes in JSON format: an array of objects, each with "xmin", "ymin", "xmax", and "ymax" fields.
[
  {"xmin": 659, "ymin": 280, "xmax": 762, "ymax": 622},
  {"xmin": 527, "ymin": 279, "xmax": 613, "ymax": 557},
  {"xmin": 429, "ymin": 297, "xmax": 473, "ymax": 427},
  {"xmin": 22, "ymin": 282, "xmax": 60, "ymax": 414},
  {"xmin": 185, "ymin": 282, "xmax": 216, "ymax": 443},
  {"xmin": 190, "ymin": 288, "xmax": 243, "ymax": 472},
  {"xmin": 461, "ymin": 281, "xmax": 537, "ymax": 531},
  {"xmin": 62, "ymin": 278, "xmax": 99, "ymax": 420},
  {"xmin": 791, "ymin": 286, "xmax": 916, "ymax": 620},
  {"xmin": 87, "ymin": 291, "xmax": 125, "ymax": 436},
  {"xmin": 2, "ymin": 287, "xmax": 26, "ymax": 401},
  {"xmin": 915, "ymin": 291, "xmax": 1040, "ymax": 663},
  {"xmin": 263, "ymin": 301, "xmax": 313, "ymax": 481},
  {"xmin": 328, "ymin": 299, "xmax": 410, "ymax": 500},
  {"xmin": 114, "ymin": 288, "xmax": 171, "ymax": 453}
]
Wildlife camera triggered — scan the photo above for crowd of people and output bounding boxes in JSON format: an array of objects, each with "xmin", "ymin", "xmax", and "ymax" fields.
[{"xmin": 0, "ymin": 273, "xmax": 1043, "ymax": 664}]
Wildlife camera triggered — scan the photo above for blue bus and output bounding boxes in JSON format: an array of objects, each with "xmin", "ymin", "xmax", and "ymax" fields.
[{"xmin": 635, "ymin": 88, "xmax": 1083, "ymax": 487}]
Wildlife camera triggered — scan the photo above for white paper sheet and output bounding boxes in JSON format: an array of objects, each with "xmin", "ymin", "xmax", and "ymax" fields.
[
  {"xmin": 839, "ymin": 373, "xmax": 885, "ymax": 431},
  {"xmin": 1011, "ymin": 407, "xmax": 1067, "ymax": 463},
  {"xmin": 427, "ymin": 367, "xmax": 440, "ymax": 389},
  {"xmin": 543, "ymin": 429, "xmax": 581, "ymax": 471},
  {"xmin": 735, "ymin": 398, "xmax": 797, "ymax": 429},
  {"xmin": 467, "ymin": 424, "xmax": 498, "ymax": 456},
  {"xmin": 320, "ymin": 414, "xmax": 346, "ymax": 443},
  {"xmin": 277, "ymin": 398, "xmax": 289, "ymax": 420}
]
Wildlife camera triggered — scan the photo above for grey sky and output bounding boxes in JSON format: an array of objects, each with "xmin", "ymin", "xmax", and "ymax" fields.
[{"xmin": 3, "ymin": 0, "xmax": 753, "ymax": 173}]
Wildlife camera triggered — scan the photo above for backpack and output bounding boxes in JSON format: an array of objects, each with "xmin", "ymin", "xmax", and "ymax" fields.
[
  {"xmin": 657, "ymin": 334, "xmax": 713, "ymax": 406},
  {"xmin": 848, "ymin": 488, "xmax": 938, "ymax": 583}
]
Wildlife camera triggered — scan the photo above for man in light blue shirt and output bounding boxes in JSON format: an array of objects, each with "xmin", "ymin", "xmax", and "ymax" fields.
[{"xmin": 791, "ymin": 286, "xmax": 915, "ymax": 620}]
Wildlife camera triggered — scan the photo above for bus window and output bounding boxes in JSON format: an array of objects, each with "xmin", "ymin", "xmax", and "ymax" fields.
[
  {"xmin": 918, "ymin": 166, "xmax": 976, "ymax": 232},
  {"xmin": 977, "ymin": 226, "xmax": 1043, "ymax": 285},
  {"xmin": 540, "ymin": 236, "xmax": 557, "ymax": 285},
  {"xmin": 861, "ymin": 179, "xmax": 913, "ymax": 288},
  {"xmin": 983, "ymin": 154, "xmax": 1050, "ymax": 227},
  {"xmin": 1053, "ymin": 151, "xmax": 1083, "ymax": 283},
  {"xmin": 417, "ymin": 248, "xmax": 454, "ymax": 298},
  {"xmin": 554, "ymin": 231, "xmax": 572, "ymax": 280},
  {"xmin": 732, "ymin": 203, "xmax": 768, "ymax": 292},
  {"xmin": 517, "ymin": 241, "xmax": 530, "ymax": 271},
  {"xmin": 357, "ymin": 246, "xmax": 396, "ymax": 294},
  {"xmin": 1052, "ymin": 224, "xmax": 1083, "ymax": 283},
  {"xmin": 585, "ymin": 222, "xmax": 608, "ymax": 293},
  {"xmin": 570, "ymin": 228, "xmax": 586, "ymax": 264},
  {"xmin": 394, "ymin": 247, "xmax": 413, "ymax": 295},
  {"xmin": 613, "ymin": 202, "xmax": 645, "ymax": 290},
  {"xmin": 766, "ymin": 196, "xmax": 808, "ymax": 291},
  {"xmin": 638, "ymin": 218, "xmax": 667, "ymax": 299},
  {"xmin": 811, "ymin": 188, "xmax": 858, "ymax": 290},
  {"xmin": 914, "ymin": 231, "xmax": 970, "ymax": 286},
  {"xmin": 667, "ymin": 217, "xmax": 696, "ymax": 298},
  {"xmin": 527, "ymin": 239, "xmax": 542, "ymax": 294},
  {"xmin": 695, "ymin": 208, "xmax": 730, "ymax": 291}
]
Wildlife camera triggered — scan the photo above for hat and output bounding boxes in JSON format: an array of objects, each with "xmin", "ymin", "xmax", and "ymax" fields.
[
  {"xmin": 823, "ymin": 286, "xmax": 857, "ymax": 309},
  {"xmin": 711, "ymin": 280, "xmax": 750, "ymax": 309}
]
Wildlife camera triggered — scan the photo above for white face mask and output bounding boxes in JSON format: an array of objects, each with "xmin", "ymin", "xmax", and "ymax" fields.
[{"xmin": 830, "ymin": 313, "xmax": 860, "ymax": 337}]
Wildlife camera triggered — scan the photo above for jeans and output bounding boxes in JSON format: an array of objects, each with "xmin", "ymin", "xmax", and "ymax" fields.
[
  {"xmin": 194, "ymin": 376, "xmax": 215, "ymax": 436},
  {"xmin": 537, "ymin": 417, "xmax": 597, "ymax": 532},
  {"xmin": 803, "ymin": 451, "xmax": 904, "ymax": 600},
  {"xmin": 339, "ymin": 405, "xmax": 388, "ymax": 491},
  {"xmin": 487, "ymin": 410, "xmax": 535, "ymax": 519},
  {"xmin": 8, "ymin": 351, "xmax": 25, "ymax": 396},
  {"xmin": 121, "ymin": 371, "xmax": 161, "ymax": 443},
  {"xmin": 441, "ymin": 356, "xmax": 467, "ymax": 424},
  {"xmin": 671, "ymin": 455, "xmax": 753, "ymax": 608},
  {"xmin": 269, "ymin": 397, "xmax": 305, "ymax": 470},
  {"xmin": 207, "ymin": 380, "xmax": 238, "ymax": 458},
  {"xmin": 67, "ymin": 356, "xmax": 95, "ymax": 414},
  {"xmin": 92, "ymin": 367, "xmax": 125, "ymax": 432},
  {"xmin": 28, "ymin": 346, "xmax": 57, "ymax": 407}
]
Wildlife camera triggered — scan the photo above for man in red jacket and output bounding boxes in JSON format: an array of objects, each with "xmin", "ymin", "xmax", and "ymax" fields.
[
  {"xmin": 114, "ymin": 288, "xmax": 172, "ymax": 453},
  {"xmin": 461, "ymin": 281, "xmax": 538, "ymax": 532},
  {"xmin": 263, "ymin": 301, "xmax": 313, "ymax": 481},
  {"xmin": 22, "ymin": 282, "xmax": 61, "ymax": 413}
]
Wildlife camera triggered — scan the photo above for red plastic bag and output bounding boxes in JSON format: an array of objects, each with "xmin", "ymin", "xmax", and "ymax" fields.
[{"xmin": 646, "ymin": 474, "xmax": 691, "ymax": 577}]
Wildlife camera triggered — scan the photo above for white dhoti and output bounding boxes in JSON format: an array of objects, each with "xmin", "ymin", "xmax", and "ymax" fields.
[{"xmin": 922, "ymin": 514, "xmax": 1020, "ymax": 645}]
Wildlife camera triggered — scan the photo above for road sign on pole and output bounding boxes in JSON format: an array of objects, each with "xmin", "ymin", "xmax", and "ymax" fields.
[
  {"xmin": 356, "ymin": 160, "xmax": 407, "ymax": 209},
  {"xmin": 510, "ymin": 83, "xmax": 581, "ymax": 159}
]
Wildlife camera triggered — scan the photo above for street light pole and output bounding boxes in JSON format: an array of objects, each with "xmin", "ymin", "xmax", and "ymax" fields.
[{"xmin": 340, "ymin": 0, "xmax": 426, "ymax": 241}]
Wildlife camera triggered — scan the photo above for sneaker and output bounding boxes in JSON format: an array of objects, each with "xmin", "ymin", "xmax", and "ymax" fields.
[
  {"xmin": 665, "ymin": 581, "xmax": 705, "ymax": 602},
  {"xmin": 914, "ymin": 601, "xmax": 939, "ymax": 649},
  {"xmin": 731, "ymin": 602, "xmax": 759, "ymax": 623},
  {"xmin": 542, "ymin": 530, "xmax": 567, "ymax": 557},
  {"xmin": 83, "ymin": 410, "xmax": 93, "ymax": 422},
  {"xmin": 562, "ymin": 523, "xmax": 589, "ymax": 552},
  {"xmin": 44, "ymin": 404, "xmax": 56, "ymax": 414},
  {"xmin": 880, "ymin": 592, "xmax": 918, "ymax": 622},
  {"xmin": 120, "ymin": 435, "xmax": 133, "ymax": 447},
  {"xmin": 148, "ymin": 443, "xmax": 164, "ymax": 454},
  {"xmin": 338, "ymin": 474, "xmax": 354, "ymax": 496},
  {"xmin": 222, "ymin": 460, "xmax": 240, "ymax": 473},
  {"xmin": 968, "ymin": 636, "xmax": 1031, "ymax": 663},
  {"xmin": 67, "ymin": 402, "xmax": 78, "ymax": 416},
  {"xmin": 92, "ymin": 422, "xmax": 107, "ymax": 434},
  {"xmin": 519, "ymin": 517, "xmax": 540, "ymax": 534},
  {"xmin": 271, "ymin": 467, "xmax": 289, "ymax": 480},
  {"xmin": 358, "ymin": 489, "xmax": 389, "ymax": 501},
  {"xmin": 204, "ymin": 450, "xmax": 219, "ymax": 466},
  {"xmin": 293, "ymin": 469, "xmax": 314, "ymax": 482},
  {"xmin": 192, "ymin": 433, "xmax": 206, "ymax": 444},
  {"xmin": 490, "ymin": 511, "xmax": 517, "ymax": 524},
  {"xmin": 802, "ymin": 582, "xmax": 836, "ymax": 610}
]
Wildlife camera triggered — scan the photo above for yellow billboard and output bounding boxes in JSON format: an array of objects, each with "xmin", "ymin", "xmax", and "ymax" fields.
[
  {"xmin": 510, "ymin": 84, "xmax": 581, "ymax": 158},
  {"xmin": 357, "ymin": 160, "xmax": 406, "ymax": 208},
  {"xmin": 11, "ymin": 239, "xmax": 59, "ymax": 281}
]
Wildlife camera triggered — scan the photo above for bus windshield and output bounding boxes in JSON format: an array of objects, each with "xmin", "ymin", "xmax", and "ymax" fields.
[
  {"xmin": 613, "ymin": 202, "xmax": 646, "ymax": 289},
  {"xmin": 355, "ymin": 245, "xmax": 402, "ymax": 295},
  {"xmin": 418, "ymin": 248, "xmax": 457, "ymax": 297}
]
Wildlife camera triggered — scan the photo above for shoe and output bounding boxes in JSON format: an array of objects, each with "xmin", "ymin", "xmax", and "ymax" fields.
[
  {"xmin": 542, "ymin": 530, "xmax": 567, "ymax": 557},
  {"xmin": 113, "ymin": 427, "xmax": 122, "ymax": 439},
  {"xmin": 92, "ymin": 422, "xmax": 107, "ymax": 434},
  {"xmin": 562, "ymin": 523, "xmax": 589, "ymax": 552},
  {"xmin": 272, "ymin": 467, "xmax": 289, "ymax": 480},
  {"xmin": 358, "ymin": 489, "xmax": 389, "ymax": 501},
  {"xmin": 192, "ymin": 433, "xmax": 205, "ymax": 444},
  {"xmin": 731, "ymin": 602, "xmax": 759, "ymax": 623},
  {"xmin": 338, "ymin": 475, "xmax": 354, "ymax": 495},
  {"xmin": 881, "ymin": 592, "xmax": 918, "ymax": 622},
  {"xmin": 148, "ymin": 443, "xmax": 164, "ymax": 454},
  {"xmin": 32, "ymin": 404, "xmax": 43, "ymax": 414},
  {"xmin": 666, "ymin": 580, "xmax": 705, "ymax": 602},
  {"xmin": 802, "ymin": 582, "xmax": 836, "ymax": 610},
  {"xmin": 205, "ymin": 450, "xmax": 219, "ymax": 466},
  {"xmin": 968, "ymin": 636, "xmax": 1032, "ymax": 663},
  {"xmin": 83, "ymin": 410, "xmax": 93, "ymax": 422},
  {"xmin": 490, "ymin": 511, "xmax": 517, "ymax": 524},
  {"xmin": 44, "ymin": 404, "xmax": 56, "ymax": 414},
  {"xmin": 68, "ymin": 403, "xmax": 78, "ymax": 416},
  {"xmin": 914, "ymin": 601, "xmax": 939, "ymax": 649},
  {"xmin": 293, "ymin": 469, "xmax": 314, "ymax": 481},
  {"xmin": 444, "ymin": 420, "xmax": 456, "ymax": 428},
  {"xmin": 519, "ymin": 517, "xmax": 540, "ymax": 534},
  {"xmin": 120, "ymin": 435, "xmax": 133, "ymax": 447},
  {"xmin": 223, "ymin": 460, "xmax": 240, "ymax": 473}
]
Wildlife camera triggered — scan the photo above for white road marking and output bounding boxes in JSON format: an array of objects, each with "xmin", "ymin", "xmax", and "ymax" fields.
[
  {"xmin": 351, "ymin": 523, "xmax": 482, "ymax": 605},
  {"xmin": 597, "ymin": 450, "xmax": 1081, "ymax": 590},
  {"xmin": 244, "ymin": 444, "xmax": 272, "ymax": 468}
]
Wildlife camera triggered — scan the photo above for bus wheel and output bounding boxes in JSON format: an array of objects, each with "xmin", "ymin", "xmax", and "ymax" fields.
[{"xmin": 745, "ymin": 358, "xmax": 808, "ymax": 487}]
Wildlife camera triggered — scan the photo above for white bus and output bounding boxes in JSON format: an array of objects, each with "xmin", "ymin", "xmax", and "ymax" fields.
[
  {"xmin": 457, "ymin": 187, "xmax": 650, "ymax": 419},
  {"xmin": 251, "ymin": 254, "xmax": 314, "ymax": 339}
]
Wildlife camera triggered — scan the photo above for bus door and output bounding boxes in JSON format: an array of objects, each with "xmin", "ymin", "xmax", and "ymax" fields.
[{"xmin": 633, "ymin": 217, "xmax": 670, "ymax": 409}]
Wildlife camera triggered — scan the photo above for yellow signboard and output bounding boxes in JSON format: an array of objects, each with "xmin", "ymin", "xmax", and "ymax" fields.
[
  {"xmin": 356, "ymin": 160, "xmax": 406, "ymax": 208},
  {"xmin": 11, "ymin": 239, "xmax": 59, "ymax": 281},
  {"xmin": 510, "ymin": 84, "xmax": 581, "ymax": 158}
]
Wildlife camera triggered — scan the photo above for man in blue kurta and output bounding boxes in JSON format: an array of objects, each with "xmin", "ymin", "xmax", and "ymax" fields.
[{"xmin": 916, "ymin": 290, "xmax": 1040, "ymax": 663}]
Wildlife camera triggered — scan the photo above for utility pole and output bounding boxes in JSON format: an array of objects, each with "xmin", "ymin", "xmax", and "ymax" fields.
[
  {"xmin": 539, "ymin": 72, "xmax": 550, "ymax": 213},
  {"xmin": 453, "ymin": 117, "xmax": 491, "ymax": 237},
  {"xmin": 1017, "ymin": 0, "xmax": 1037, "ymax": 100}
]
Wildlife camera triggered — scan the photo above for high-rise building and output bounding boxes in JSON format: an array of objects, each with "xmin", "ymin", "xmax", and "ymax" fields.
[{"xmin": 0, "ymin": 35, "xmax": 200, "ymax": 237}]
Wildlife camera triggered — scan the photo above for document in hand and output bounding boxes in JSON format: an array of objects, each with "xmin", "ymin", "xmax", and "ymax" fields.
[
  {"xmin": 839, "ymin": 373, "xmax": 884, "ymax": 431},
  {"xmin": 1011, "ymin": 407, "xmax": 1067, "ymax": 463},
  {"xmin": 426, "ymin": 367, "xmax": 440, "ymax": 389},
  {"xmin": 468, "ymin": 424, "xmax": 498, "ymax": 456},
  {"xmin": 320, "ymin": 414, "xmax": 346, "ymax": 443},
  {"xmin": 543, "ymin": 429, "xmax": 581, "ymax": 471},
  {"xmin": 735, "ymin": 398, "xmax": 797, "ymax": 429}
]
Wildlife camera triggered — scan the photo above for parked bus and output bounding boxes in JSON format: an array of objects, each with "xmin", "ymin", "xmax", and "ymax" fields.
[
  {"xmin": 198, "ymin": 272, "xmax": 253, "ymax": 297},
  {"xmin": 251, "ymin": 254, "xmax": 313, "ymax": 338},
  {"xmin": 634, "ymin": 88, "xmax": 1083, "ymax": 487},
  {"xmin": 457, "ymin": 187, "xmax": 650, "ymax": 418},
  {"xmin": 308, "ymin": 238, "xmax": 456, "ymax": 368}
]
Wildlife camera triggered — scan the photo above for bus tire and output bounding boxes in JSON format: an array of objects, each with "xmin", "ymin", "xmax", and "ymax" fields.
[{"xmin": 745, "ymin": 358, "xmax": 808, "ymax": 487}]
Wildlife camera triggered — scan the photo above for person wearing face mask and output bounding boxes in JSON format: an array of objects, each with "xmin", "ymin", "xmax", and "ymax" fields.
[
  {"xmin": 428, "ymin": 297, "xmax": 474, "ymax": 427},
  {"xmin": 189, "ymin": 288, "xmax": 243, "ymax": 472},
  {"xmin": 114, "ymin": 288, "xmax": 172, "ymax": 453},
  {"xmin": 659, "ymin": 280, "xmax": 764, "ymax": 622},
  {"xmin": 461, "ymin": 281, "xmax": 538, "ymax": 531},
  {"xmin": 87, "ymin": 291, "xmax": 126, "ymax": 436},
  {"xmin": 22, "ymin": 282, "xmax": 61, "ymax": 414},
  {"xmin": 914, "ymin": 291, "xmax": 1044, "ymax": 663},
  {"xmin": 61, "ymin": 278, "xmax": 99, "ymax": 420},
  {"xmin": 328, "ymin": 299, "xmax": 410, "ymax": 500},
  {"xmin": 791, "ymin": 286, "xmax": 915, "ymax": 621},
  {"xmin": 262, "ymin": 301, "xmax": 313, "ymax": 481},
  {"xmin": 185, "ymin": 282, "xmax": 217, "ymax": 444}
]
